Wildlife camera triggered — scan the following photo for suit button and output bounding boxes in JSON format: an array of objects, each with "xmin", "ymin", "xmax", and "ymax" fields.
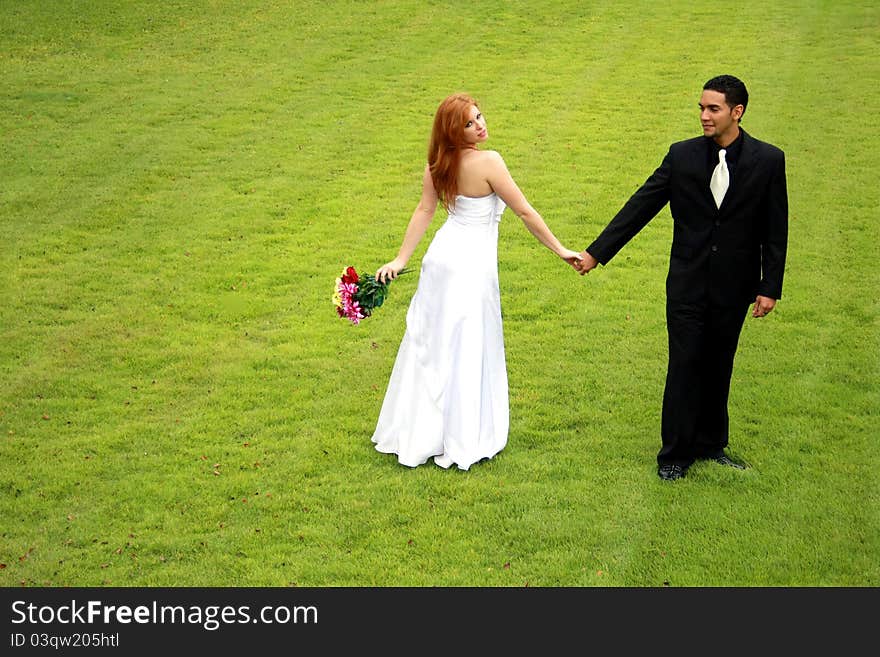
[
  {"xmin": 711, "ymin": 245, "xmax": 718, "ymax": 252},
  {"xmin": 715, "ymin": 220, "xmax": 721, "ymax": 226}
]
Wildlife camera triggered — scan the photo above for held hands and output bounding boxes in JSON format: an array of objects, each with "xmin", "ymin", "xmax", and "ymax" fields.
[
  {"xmin": 559, "ymin": 249, "xmax": 583, "ymax": 271},
  {"xmin": 376, "ymin": 259, "xmax": 407, "ymax": 285},
  {"xmin": 752, "ymin": 295, "xmax": 777, "ymax": 318},
  {"xmin": 574, "ymin": 250, "xmax": 598, "ymax": 275}
]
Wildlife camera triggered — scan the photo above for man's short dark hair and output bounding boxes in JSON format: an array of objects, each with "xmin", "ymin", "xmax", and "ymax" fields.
[{"xmin": 703, "ymin": 75, "xmax": 749, "ymax": 122}]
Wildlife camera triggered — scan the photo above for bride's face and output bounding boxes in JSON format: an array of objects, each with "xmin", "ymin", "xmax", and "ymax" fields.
[{"xmin": 462, "ymin": 105, "xmax": 488, "ymax": 146}]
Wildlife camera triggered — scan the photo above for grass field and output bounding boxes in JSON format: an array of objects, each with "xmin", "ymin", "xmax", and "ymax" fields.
[{"xmin": 1, "ymin": 1, "xmax": 877, "ymax": 587}]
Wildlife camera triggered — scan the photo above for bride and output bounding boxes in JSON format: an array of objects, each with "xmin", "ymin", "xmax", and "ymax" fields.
[{"xmin": 371, "ymin": 93, "xmax": 580, "ymax": 470}]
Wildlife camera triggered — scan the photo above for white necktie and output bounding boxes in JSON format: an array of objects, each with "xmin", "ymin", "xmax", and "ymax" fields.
[{"xmin": 710, "ymin": 148, "xmax": 729, "ymax": 209}]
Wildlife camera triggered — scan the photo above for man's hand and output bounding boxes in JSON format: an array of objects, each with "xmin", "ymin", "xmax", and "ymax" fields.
[
  {"xmin": 752, "ymin": 295, "xmax": 777, "ymax": 318},
  {"xmin": 575, "ymin": 250, "xmax": 599, "ymax": 275}
]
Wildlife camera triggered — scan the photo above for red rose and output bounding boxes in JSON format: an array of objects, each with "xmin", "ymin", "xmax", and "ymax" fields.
[{"xmin": 342, "ymin": 266, "xmax": 359, "ymax": 285}]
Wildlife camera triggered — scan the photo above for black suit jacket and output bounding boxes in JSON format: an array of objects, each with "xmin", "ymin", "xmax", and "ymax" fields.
[{"xmin": 587, "ymin": 130, "xmax": 788, "ymax": 306}]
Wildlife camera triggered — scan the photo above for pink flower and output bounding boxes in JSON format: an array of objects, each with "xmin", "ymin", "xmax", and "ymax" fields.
[{"xmin": 337, "ymin": 281, "xmax": 365, "ymax": 325}]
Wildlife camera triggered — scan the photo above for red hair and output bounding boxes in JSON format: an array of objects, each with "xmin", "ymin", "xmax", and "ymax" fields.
[{"xmin": 428, "ymin": 93, "xmax": 478, "ymax": 210}]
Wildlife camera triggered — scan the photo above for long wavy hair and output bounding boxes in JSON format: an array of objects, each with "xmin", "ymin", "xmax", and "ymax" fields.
[{"xmin": 428, "ymin": 93, "xmax": 478, "ymax": 210}]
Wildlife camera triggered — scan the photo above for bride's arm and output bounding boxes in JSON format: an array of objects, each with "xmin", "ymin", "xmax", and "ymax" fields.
[
  {"xmin": 485, "ymin": 151, "xmax": 579, "ymax": 262},
  {"xmin": 376, "ymin": 164, "xmax": 439, "ymax": 283}
]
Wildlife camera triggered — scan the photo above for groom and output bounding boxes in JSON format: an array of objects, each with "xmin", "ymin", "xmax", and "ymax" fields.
[{"xmin": 576, "ymin": 75, "xmax": 788, "ymax": 480}]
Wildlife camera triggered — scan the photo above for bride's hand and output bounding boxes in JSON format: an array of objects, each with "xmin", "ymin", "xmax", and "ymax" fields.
[
  {"xmin": 559, "ymin": 249, "xmax": 582, "ymax": 271},
  {"xmin": 376, "ymin": 259, "xmax": 406, "ymax": 284}
]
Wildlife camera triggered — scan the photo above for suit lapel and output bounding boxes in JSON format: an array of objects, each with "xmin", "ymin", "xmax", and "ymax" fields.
[
  {"xmin": 690, "ymin": 138, "xmax": 718, "ymax": 209},
  {"xmin": 720, "ymin": 129, "xmax": 760, "ymax": 215}
]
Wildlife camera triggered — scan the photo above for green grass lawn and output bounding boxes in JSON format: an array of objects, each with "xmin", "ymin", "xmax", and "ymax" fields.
[{"xmin": 1, "ymin": 0, "xmax": 877, "ymax": 586}]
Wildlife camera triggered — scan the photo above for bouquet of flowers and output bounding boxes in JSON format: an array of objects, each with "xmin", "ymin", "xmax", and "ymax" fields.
[{"xmin": 332, "ymin": 265, "xmax": 410, "ymax": 325}]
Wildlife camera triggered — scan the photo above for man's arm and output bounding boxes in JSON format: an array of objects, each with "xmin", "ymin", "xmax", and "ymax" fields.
[
  {"xmin": 579, "ymin": 149, "xmax": 673, "ymax": 273},
  {"xmin": 757, "ymin": 149, "xmax": 788, "ymax": 300}
]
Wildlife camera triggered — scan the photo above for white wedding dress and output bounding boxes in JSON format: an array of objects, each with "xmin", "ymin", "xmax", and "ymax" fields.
[{"xmin": 372, "ymin": 193, "xmax": 509, "ymax": 470}]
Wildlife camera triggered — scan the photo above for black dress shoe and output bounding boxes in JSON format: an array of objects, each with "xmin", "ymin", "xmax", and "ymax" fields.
[
  {"xmin": 713, "ymin": 454, "xmax": 746, "ymax": 470},
  {"xmin": 658, "ymin": 464, "xmax": 686, "ymax": 480}
]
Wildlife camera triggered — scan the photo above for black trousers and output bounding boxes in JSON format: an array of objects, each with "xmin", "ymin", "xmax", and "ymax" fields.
[{"xmin": 658, "ymin": 300, "xmax": 750, "ymax": 467}]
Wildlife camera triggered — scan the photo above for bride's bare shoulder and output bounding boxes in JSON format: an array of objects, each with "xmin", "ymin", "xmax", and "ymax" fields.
[{"xmin": 475, "ymin": 149, "xmax": 506, "ymax": 168}]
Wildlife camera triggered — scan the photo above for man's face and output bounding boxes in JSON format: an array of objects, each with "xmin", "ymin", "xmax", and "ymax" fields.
[{"xmin": 699, "ymin": 89, "xmax": 742, "ymax": 144}]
